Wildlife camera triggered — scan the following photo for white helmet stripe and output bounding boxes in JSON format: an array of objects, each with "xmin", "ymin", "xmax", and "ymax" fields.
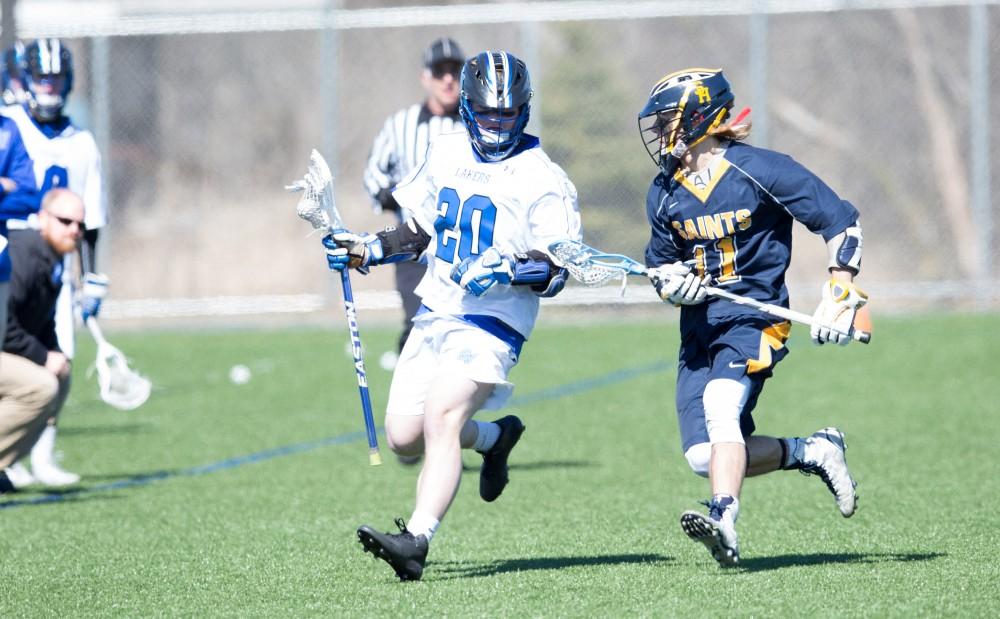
[
  {"xmin": 483, "ymin": 50, "xmax": 496, "ymax": 103},
  {"xmin": 50, "ymin": 39, "xmax": 61, "ymax": 73},
  {"xmin": 37, "ymin": 39, "xmax": 51, "ymax": 73},
  {"xmin": 499, "ymin": 52, "xmax": 511, "ymax": 108}
]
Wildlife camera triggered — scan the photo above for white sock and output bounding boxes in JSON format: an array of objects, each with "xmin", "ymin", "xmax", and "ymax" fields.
[
  {"xmin": 31, "ymin": 425, "xmax": 57, "ymax": 468},
  {"xmin": 406, "ymin": 511, "xmax": 440, "ymax": 542},
  {"xmin": 711, "ymin": 494, "xmax": 740, "ymax": 523},
  {"xmin": 472, "ymin": 420, "xmax": 500, "ymax": 453}
]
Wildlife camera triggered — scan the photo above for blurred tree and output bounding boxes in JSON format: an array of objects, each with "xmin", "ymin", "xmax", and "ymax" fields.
[{"xmin": 540, "ymin": 23, "xmax": 652, "ymax": 256}]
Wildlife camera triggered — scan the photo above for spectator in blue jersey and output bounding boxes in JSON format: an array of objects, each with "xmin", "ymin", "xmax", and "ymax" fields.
[
  {"xmin": 363, "ymin": 37, "xmax": 465, "ymax": 374},
  {"xmin": 637, "ymin": 68, "xmax": 867, "ymax": 567}
]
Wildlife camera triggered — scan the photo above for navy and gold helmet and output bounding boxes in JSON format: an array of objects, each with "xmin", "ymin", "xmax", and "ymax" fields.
[
  {"xmin": 638, "ymin": 68, "xmax": 734, "ymax": 176},
  {"xmin": 459, "ymin": 51, "xmax": 532, "ymax": 162},
  {"xmin": 20, "ymin": 38, "xmax": 74, "ymax": 121}
]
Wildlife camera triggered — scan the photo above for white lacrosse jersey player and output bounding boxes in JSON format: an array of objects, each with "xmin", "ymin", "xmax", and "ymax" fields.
[
  {"xmin": 392, "ymin": 129, "xmax": 582, "ymax": 340},
  {"xmin": 0, "ymin": 104, "xmax": 106, "ymax": 231}
]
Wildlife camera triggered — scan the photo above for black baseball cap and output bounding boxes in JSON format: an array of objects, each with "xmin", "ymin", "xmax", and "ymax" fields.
[{"xmin": 423, "ymin": 37, "xmax": 464, "ymax": 68}]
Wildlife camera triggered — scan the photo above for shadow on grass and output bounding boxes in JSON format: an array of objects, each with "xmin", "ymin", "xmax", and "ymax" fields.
[
  {"xmin": 0, "ymin": 469, "xmax": 179, "ymax": 510},
  {"xmin": 461, "ymin": 459, "xmax": 594, "ymax": 473},
  {"xmin": 432, "ymin": 553, "xmax": 673, "ymax": 579},
  {"xmin": 0, "ymin": 489, "xmax": 126, "ymax": 509},
  {"xmin": 739, "ymin": 551, "xmax": 946, "ymax": 572},
  {"xmin": 59, "ymin": 423, "xmax": 153, "ymax": 437}
]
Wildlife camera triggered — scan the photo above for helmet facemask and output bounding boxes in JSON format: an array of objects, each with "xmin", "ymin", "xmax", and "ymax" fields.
[
  {"xmin": 27, "ymin": 73, "xmax": 69, "ymax": 121},
  {"xmin": 639, "ymin": 109, "xmax": 688, "ymax": 177}
]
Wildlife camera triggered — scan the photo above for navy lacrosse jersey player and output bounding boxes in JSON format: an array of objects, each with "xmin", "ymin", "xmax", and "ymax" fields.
[
  {"xmin": 638, "ymin": 68, "xmax": 866, "ymax": 568},
  {"xmin": 645, "ymin": 141, "xmax": 859, "ymax": 320}
]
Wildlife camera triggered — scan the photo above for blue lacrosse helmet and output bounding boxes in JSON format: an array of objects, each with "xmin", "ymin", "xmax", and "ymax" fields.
[
  {"xmin": 20, "ymin": 38, "xmax": 74, "ymax": 121},
  {"xmin": 459, "ymin": 50, "xmax": 532, "ymax": 162},
  {"xmin": 638, "ymin": 68, "xmax": 734, "ymax": 176},
  {"xmin": 1, "ymin": 41, "xmax": 26, "ymax": 105}
]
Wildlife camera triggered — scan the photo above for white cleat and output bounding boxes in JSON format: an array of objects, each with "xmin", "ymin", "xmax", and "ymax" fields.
[
  {"xmin": 30, "ymin": 462, "xmax": 80, "ymax": 487},
  {"xmin": 4, "ymin": 462, "xmax": 36, "ymax": 488},
  {"xmin": 681, "ymin": 505, "xmax": 739, "ymax": 567},
  {"xmin": 801, "ymin": 427, "xmax": 857, "ymax": 518}
]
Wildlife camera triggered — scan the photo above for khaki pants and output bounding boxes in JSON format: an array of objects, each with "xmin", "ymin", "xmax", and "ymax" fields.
[{"xmin": 0, "ymin": 352, "xmax": 65, "ymax": 470}]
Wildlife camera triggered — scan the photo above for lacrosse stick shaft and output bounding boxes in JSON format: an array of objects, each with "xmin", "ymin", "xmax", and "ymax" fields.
[
  {"xmin": 339, "ymin": 269, "xmax": 382, "ymax": 466},
  {"xmin": 705, "ymin": 286, "xmax": 870, "ymax": 344},
  {"xmin": 289, "ymin": 149, "xmax": 383, "ymax": 465},
  {"xmin": 86, "ymin": 316, "xmax": 107, "ymax": 345},
  {"xmin": 551, "ymin": 239, "xmax": 870, "ymax": 344}
]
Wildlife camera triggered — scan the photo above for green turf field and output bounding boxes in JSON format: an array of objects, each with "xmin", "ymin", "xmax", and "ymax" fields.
[{"xmin": 2, "ymin": 313, "xmax": 998, "ymax": 617}]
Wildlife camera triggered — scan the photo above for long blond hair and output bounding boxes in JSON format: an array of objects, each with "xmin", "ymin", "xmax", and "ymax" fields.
[{"xmin": 708, "ymin": 107, "xmax": 752, "ymax": 141}]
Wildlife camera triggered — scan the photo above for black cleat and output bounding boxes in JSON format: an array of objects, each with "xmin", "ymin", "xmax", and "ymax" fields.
[
  {"xmin": 0, "ymin": 471, "xmax": 15, "ymax": 494},
  {"xmin": 357, "ymin": 518, "xmax": 429, "ymax": 582},
  {"xmin": 478, "ymin": 415, "xmax": 525, "ymax": 502}
]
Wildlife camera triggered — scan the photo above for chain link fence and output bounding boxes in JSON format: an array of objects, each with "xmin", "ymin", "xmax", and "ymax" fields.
[{"xmin": 17, "ymin": 0, "xmax": 1000, "ymax": 321}]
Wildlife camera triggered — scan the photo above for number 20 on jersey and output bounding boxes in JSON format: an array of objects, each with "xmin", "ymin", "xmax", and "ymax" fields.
[{"xmin": 433, "ymin": 187, "xmax": 497, "ymax": 263}]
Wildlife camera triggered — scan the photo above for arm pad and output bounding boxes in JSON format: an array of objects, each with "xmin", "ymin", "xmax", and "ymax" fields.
[
  {"xmin": 511, "ymin": 250, "xmax": 568, "ymax": 297},
  {"xmin": 826, "ymin": 221, "xmax": 863, "ymax": 274},
  {"xmin": 374, "ymin": 219, "xmax": 431, "ymax": 264}
]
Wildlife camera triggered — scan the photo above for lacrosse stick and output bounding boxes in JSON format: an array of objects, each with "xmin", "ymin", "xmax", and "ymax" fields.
[
  {"xmin": 85, "ymin": 317, "xmax": 152, "ymax": 410},
  {"xmin": 286, "ymin": 149, "xmax": 382, "ymax": 466},
  {"xmin": 549, "ymin": 239, "xmax": 871, "ymax": 344}
]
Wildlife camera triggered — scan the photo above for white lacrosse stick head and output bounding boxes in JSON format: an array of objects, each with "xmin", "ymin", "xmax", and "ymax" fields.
[
  {"xmin": 548, "ymin": 239, "xmax": 631, "ymax": 289},
  {"xmin": 285, "ymin": 149, "xmax": 343, "ymax": 231},
  {"xmin": 94, "ymin": 339, "xmax": 152, "ymax": 411}
]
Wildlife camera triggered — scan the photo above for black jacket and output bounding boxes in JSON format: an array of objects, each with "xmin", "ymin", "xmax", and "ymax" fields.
[{"xmin": 4, "ymin": 229, "xmax": 63, "ymax": 365}]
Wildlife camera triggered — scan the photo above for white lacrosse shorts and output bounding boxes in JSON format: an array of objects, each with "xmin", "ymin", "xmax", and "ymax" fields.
[{"xmin": 385, "ymin": 313, "xmax": 519, "ymax": 417}]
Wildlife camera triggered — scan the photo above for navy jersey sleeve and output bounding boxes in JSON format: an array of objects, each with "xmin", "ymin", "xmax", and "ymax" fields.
[
  {"xmin": 0, "ymin": 118, "xmax": 40, "ymax": 220},
  {"xmin": 643, "ymin": 177, "xmax": 682, "ymax": 267},
  {"xmin": 761, "ymin": 153, "xmax": 858, "ymax": 241}
]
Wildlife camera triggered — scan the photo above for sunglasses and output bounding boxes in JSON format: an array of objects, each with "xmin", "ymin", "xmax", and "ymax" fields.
[
  {"xmin": 55, "ymin": 215, "xmax": 86, "ymax": 230},
  {"xmin": 430, "ymin": 62, "xmax": 461, "ymax": 79}
]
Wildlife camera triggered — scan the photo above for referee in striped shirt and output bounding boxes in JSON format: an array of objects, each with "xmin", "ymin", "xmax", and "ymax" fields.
[{"xmin": 363, "ymin": 37, "xmax": 465, "ymax": 371}]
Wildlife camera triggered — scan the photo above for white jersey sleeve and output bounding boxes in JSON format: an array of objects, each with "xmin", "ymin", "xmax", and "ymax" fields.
[
  {"xmin": 524, "ymin": 151, "xmax": 582, "ymax": 252},
  {"xmin": 391, "ymin": 137, "xmax": 439, "ymax": 236}
]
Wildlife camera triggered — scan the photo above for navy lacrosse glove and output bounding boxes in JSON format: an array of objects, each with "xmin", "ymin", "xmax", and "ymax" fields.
[
  {"xmin": 80, "ymin": 272, "xmax": 110, "ymax": 321},
  {"xmin": 450, "ymin": 247, "xmax": 514, "ymax": 297}
]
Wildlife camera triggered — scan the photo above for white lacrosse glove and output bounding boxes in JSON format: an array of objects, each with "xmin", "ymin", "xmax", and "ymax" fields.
[
  {"xmin": 648, "ymin": 261, "xmax": 710, "ymax": 305},
  {"xmin": 450, "ymin": 247, "xmax": 514, "ymax": 297},
  {"xmin": 80, "ymin": 272, "xmax": 110, "ymax": 322},
  {"xmin": 322, "ymin": 229, "xmax": 384, "ymax": 275},
  {"xmin": 811, "ymin": 279, "xmax": 869, "ymax": 346}
]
